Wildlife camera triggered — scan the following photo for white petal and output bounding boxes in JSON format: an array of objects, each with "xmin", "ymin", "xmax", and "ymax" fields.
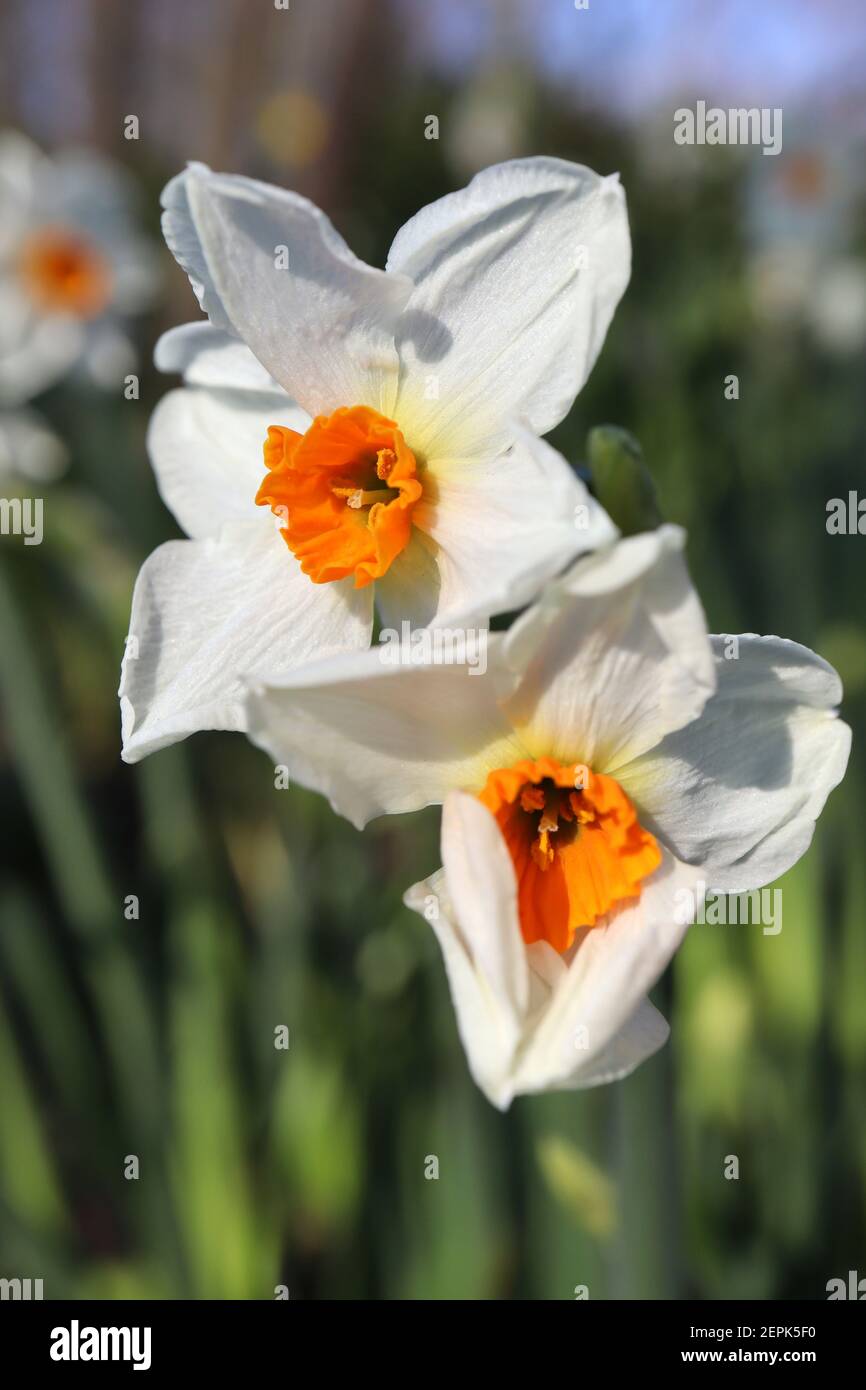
[
  {"xmin": 0, "ymin": 131, "xmax": 45, "ymax": 256},
  {"xmin": 155, "ymin": 322, "xmax": 283, "ymax": 392},
  {"xmin": 440, "ymin": 791, "xmax": 530, "ymax": 1024},
  {"xmin": 565, "ymin": 999, "xmax": 670, "ymax": 1089},
  {"xmin": 81, "ymin": 323, "xmax": 137, "ymax": 389},
  {"xmin": 403, "ymin": 425, "xmax": 617, "ymax": 628},
  {"xmin": 120, "ymin": 522, "xmax": 372, "ymax": 763},
  {"xmin": 50, "ymin": 148, "xmax": 140, "ymax": 241},
  {"xmin": 501, "ymin": 526, "xmax": 716, "ymax": 772},
  {"xmin": 104, "ymin": 233, "xmax": 161, "ymax": 315},
  {"xmin": 161, "ymin": 166, "xmax": 233, "ymax": 332},
  {"xmin": 147, "ymin": 385, "xmax": 310, "ymax": 539},
  {"xmin": 388, "ymin": 157, "xmax": 630, "ymax": 459},
  {"xmin": 512, "ymin": 851, "xmax": 700, "ymax": 1095},
  {"xmin": 244, "ymin": 640, "xmax": 524, "ymax": 829},
  {"xmin": 373, "ymin": 531, "xmax": 442, "ymax": 633},
  {"xmin": 162, "ymin": 164, "xmax": 413, "ymax": 417},
  {"xmin": 0, "ymin": 407, "xmax": 67, "ymax": 482},
  {"xmin": 405, "ymin": 868, "xmax": 518, "ymax": 1110},
  {"xmin": 0, "ymin": 282, "xmax": 83, "ymax": 406},
  {"xmin": 618, "ymin": 635, "xmax": 851, "ymax": 891}
]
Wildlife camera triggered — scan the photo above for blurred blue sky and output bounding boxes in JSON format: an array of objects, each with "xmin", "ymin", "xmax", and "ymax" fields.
[
  {"xmin": 4, "ymin": 0, "xmax": 865, "ymax": 160},
  {"xmin": 401, "ymin": 0, "xmax": 866, "ymax": 125}
]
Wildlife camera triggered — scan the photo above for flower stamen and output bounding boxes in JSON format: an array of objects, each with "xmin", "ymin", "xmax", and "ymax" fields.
[
  {"xmin": 333, "ymin": 485, "xmax": 398, "ymax": 509},
  {"xmin": 478, "ymin": 756, "xmax": 661, "ymax": 951}
]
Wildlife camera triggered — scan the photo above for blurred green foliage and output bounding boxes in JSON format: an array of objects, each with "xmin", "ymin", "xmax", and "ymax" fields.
[{"xmin": 1, "ymin": 62, "xmax": 865, "ymax": 1302}]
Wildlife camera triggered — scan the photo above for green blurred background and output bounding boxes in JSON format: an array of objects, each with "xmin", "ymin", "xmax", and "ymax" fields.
[{"xmin": 1, "ymin": 0, "xmax": 865, "ymax": 1300}]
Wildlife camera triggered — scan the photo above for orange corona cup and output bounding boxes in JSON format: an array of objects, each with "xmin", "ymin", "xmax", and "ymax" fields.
[
  {"xmin": 256, "ymin": 405, "xmax": 422, "ymax": 588},
  {"xmin": 19, "ymin": 226, "xmax": 112, "ymax": 319},
  {"xmin": 477, "ymin": 757, "xmax": 661, "ymax": 952}
]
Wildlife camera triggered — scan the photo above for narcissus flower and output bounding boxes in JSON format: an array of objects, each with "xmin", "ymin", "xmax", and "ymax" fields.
[
  {"xmin": 244, "ymin": 528, "xmax": 850, "ymax": 1107},
  {"xmin": 0, "ymin": 131, "xmax": 158, "ymax": 405},
  {"xmin": 119, "ymin": 157, "xmax": 626, "ymax": 761}
]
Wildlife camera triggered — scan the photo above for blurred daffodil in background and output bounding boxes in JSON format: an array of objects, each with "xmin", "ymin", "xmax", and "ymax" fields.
[{"xmin": 0, "ymin": 129, "xmax": 159, "ymax": 482}]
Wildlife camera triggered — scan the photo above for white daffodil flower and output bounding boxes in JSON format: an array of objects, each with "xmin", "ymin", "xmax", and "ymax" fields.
[
  {"xmin": 119, "ymin": 157, "xmax": 627, "ymax": 762},
  {"xmin": 244, "ymin": 527, "xmax": 850, "ymax": 1108},
  {"xmin": 0, "ymin": 131, "xmax": 158, "ymax": 405}
]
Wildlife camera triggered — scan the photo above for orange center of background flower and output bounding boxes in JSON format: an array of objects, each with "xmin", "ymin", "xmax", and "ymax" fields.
[
  {"xmin": 257, "ymin": 405, "xmax": 422, "ymax": 588},
  {"xmin": 477, "ymin": 757, "xmax": 661, "ymax": 953},
  {"xmin": 19, "ymin": 227, "xmax": 112, "ymax": 318}
]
